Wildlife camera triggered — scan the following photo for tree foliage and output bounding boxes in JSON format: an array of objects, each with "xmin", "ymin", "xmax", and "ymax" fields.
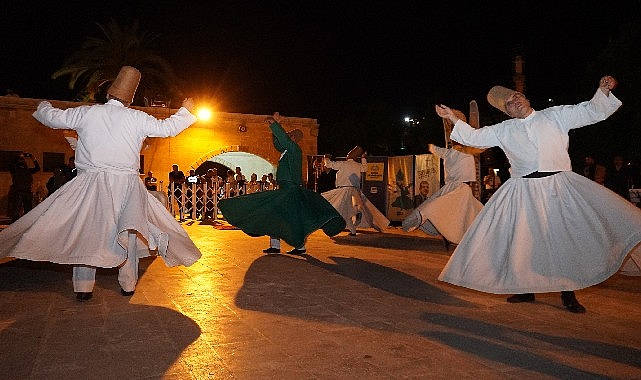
[{"xmin": 51, "ymin": 19, "xmax": 182, "ymax": 105}]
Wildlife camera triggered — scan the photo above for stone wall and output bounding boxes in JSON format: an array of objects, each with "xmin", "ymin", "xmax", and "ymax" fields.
[{"xmin": 0, "ymin": 96, "xmax": 319, "ymax": 217}]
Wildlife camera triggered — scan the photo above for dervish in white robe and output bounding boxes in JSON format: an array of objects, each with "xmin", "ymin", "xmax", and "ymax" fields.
[
  {"xmin": 437, "ymin": 81, "xmax": 641, "ymax": 298},
  {"xmin": 322, "ymin": 154, "xmax": 390, "ymax": 235},
  {"xmin": 402, "ymin": 144, "xmax": 483, "ymax": 244},
  {"xmin": 0, "ymin": 98, "xmax": 202, "ymax": 297}
]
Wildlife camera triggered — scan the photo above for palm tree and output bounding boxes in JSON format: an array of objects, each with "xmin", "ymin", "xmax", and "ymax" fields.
[{"xmin": 52, "ymin": 19, "xmax": 182, "ymax": 105}]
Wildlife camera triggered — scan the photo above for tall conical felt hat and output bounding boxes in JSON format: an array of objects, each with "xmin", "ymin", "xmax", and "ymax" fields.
[
  {"xmin": 487, "ymin": 85, "xmax": 516, "ymax": 114},
  {"xmin": 107, "ymin": 66, "xmax": 141, "ymax": 104},
  {"xmin": 287, "ymin": 128, "xmax": 303, "ymax": 142},
  {"xmin": 347, "ymin": 145, "xmax": 364, "ymax": 160}
]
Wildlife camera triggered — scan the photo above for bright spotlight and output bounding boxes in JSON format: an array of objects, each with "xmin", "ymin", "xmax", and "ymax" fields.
[{"xmin": 197, "ymin": 108, "xmax": 212, "ymax": 121}]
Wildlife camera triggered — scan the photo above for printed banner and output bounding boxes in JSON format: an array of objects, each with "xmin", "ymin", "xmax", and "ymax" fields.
[
  {"xmin": 386, "ymin": 155, "xmax": 414, "ymax": 221},
  {"xmin": 413, "ymin": 154, "xmax": 441, "ymax": 207}
]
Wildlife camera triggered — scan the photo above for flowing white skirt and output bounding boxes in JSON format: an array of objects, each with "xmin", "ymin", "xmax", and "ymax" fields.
[
  {"xmin": 402, "ymin": 182, "xmax": 483, "ymax": 244},
  {"xmin": 439, "ymin": 171, "xmax": 641, "ymax": 294},
  {"xmin": 0, "ymin": 170, "xmax": 201, "ymax": 268},
  {"xmin": 322, "ymin": 187, "xmax": 390, "ymax": 232}
]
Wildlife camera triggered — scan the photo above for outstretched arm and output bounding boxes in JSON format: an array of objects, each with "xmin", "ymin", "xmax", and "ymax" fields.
[
  {"xmin": 598, "ymin": 75, "xmax": 617, "ymax": 97},
  {"xmin": 435, "ymin": 104, "xmax": 460, "ymax": 125}
]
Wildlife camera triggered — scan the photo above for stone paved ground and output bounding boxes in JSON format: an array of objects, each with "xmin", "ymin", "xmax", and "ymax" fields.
[{"xmin": 1, "ymin": 222, "xmax": 641, "ymax": 379}]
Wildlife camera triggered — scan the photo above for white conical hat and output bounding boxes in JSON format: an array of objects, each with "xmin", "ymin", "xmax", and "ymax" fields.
[
  {"xmin": 107, "ymin": 66, "xmax": 141, "ymax": 104},
  {"xmin": 487, "ymin": 85, "xmax": 516, "ymax": 114}
]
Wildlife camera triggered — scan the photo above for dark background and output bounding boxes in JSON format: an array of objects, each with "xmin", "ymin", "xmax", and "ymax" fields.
[{"xmin": 2, "ymin": 1, "xmax": 640, "ymax": 162}]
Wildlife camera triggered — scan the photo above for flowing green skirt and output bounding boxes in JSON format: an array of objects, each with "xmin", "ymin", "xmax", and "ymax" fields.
[{"xmin": 219, "ymin": 185, "xmax": 346, "ymax": 248}]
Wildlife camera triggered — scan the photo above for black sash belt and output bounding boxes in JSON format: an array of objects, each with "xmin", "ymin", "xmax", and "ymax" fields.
[{"xmin": 522, "ymin": 171, "xmax": 560, "ymax": 178}]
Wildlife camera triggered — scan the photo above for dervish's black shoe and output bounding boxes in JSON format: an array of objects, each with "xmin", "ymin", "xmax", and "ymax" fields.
[
  {"xmin": 286, "ymin": 248, "xmax": 307, "ymax": 256},
  {"xmin": 120, "ymin": 288, "xmax": 135, "ymax": 297},
  {"xmin": 561, "ymin": 291, "xmax": 586, "ymax": 313},
  {"xmin": 263, "ymin": 247, "xmax": 281, "ymax": 254},
  {"xmin": 507, "ymin": 293, "xmax": 535, "ymax": 303},
  {"xmin": 349, "ymin": 232, "xmax": 357, "ymax": 236},
  {"xmin": 75, "ymin": 292, "xmax": 93, "ymax": 302}
]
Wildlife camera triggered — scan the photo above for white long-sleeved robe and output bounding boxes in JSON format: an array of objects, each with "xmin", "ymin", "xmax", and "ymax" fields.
[
  {"xmin": 322, "ymin": 158, "xmax": 390, "ymax": 233},
  {"xmin": 0, "ymin": 99, "xmax": 202, "ymax": 268},
  {"xmin": 402, "ymin": 146, "xmax": 482, "ymax": 244},
  {"xmin": 439, "ymin": 89, "xmax": 641, "ymax": 293}
]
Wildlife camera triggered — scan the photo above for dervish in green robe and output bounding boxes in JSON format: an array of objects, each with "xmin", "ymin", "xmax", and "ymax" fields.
[{"xmin": 218, "ymin": 121, "xmax": 345, "ymax": 248}]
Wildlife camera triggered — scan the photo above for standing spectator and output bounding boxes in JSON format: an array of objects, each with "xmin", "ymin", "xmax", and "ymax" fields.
[
  {"xmin": 0, "ymin": 66, "xmax": 201, "ymax": 301},
  {"xmin": 201, "ymin": 168, "xmax": 223, "ymax": 187},
  {"xmin": 201, "ymin": 168, "xmax": 223, "ymax": 220},
  {"xmin": 246, "ymin": 173, "xmax": 261, "ymax": 194},
  {"xmin": 8, "ymin": 151, "xmax": 40, "ymax": 222},
  {"xmin": 266, "ymin": 173, "xmax": 276, "ymax": 190},
  {"xmin": 234, "ymin": 167, "xmax": 246, "ymax": 195},
  {"xmin": 578, "ymin": 154, "xmax": 606, "ymax": 185},
  {"xmin": 46, "ymin": 166, "xmax": 68, "ymax": 197},
  {"xmin": 219, "ymin": 113, "xmax": 345, "ymax": 255},
  {"xmin": 169, "ymin": 164, "xmax": 186, "ymax": 187},
  {"xmin": 483, "ymin": 167, "xmax": 501, "ymax": 190},
  {"xmin": 225, "ymin": 169, "xmax": 238, "ymax": 197},
  {"xmin": 184, "ymin": 169, "xmax": 201, "ymax": 219},
  {"xmin": 316, "ymin": 160, "xmax": 337, "ymax": 194},
  {"xmin": 186, "ymin": 169, "xmax": 199, "ymax": 185},
  {"xmin": 144, "ymin": 171, "xmax": 158, "ymax": 191},
  {"xmin": 435, "ymin": 75, "xmax": 641, "ymax": 313},
  {"xmin": 605, "ymin": 154, "xmax": 634, "ymax": 201},
  {"xmin": 482, "ymin": 166, "xmax": 502, "ymax": 203},
  {"xmin": 169, "ymin": 164, "xmax": 186, "ymax": 221},
  {"xmin": 62, "ymin": 156, "xmax": 77, "ymax": 181},
  {"xmin": 259, "ymin": 174, "xmax": 269, "ymax": 191}
]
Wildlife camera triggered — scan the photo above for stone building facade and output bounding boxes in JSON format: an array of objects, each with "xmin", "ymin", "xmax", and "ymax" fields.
[{"xmin": 0, "ymin": 96, "xmax": 319, "ymax": 218}]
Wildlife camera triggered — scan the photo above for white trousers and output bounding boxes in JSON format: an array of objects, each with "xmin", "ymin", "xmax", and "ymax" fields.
[
  {"xmin": 72, "ymin": 231, "xmax": 139, "ymax": 293},
  {"xmin": 269, "ymin": 237, "xmax": 305, "ymax": 251}
]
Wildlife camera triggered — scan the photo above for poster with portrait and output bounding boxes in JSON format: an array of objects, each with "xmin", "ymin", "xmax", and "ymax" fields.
[
  {"xmin": 413, "ymin": 154, "xmax": 441, "ymax": 207},
  {"xmin": 386, "ymin": 155, "xmax": 414, "ymax": 221}
]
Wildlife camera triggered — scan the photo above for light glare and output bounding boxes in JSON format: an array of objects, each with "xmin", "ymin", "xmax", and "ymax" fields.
[{"xmin": 197, "ymin": 108, "xmax": 212, "ymax": 121}]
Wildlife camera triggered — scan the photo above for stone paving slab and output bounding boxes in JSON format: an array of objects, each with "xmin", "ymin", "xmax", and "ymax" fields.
[{"xmin": 1, "ymin": 223, "xmax": 641, "ymax": 379}]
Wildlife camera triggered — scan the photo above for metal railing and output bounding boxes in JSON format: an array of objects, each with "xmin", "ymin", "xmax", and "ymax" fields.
[{"xmin": 166, "ymin": 181, "xmax": 277, "ymax": 221}]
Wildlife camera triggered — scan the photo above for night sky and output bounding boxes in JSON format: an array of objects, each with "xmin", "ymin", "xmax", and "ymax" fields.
[{"xmin": 2, "ymin": 1, "xmax": 640, "ymax": 157}]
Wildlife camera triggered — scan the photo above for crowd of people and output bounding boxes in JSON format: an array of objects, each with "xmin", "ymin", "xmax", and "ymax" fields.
[{"xmin": 164, "ymin": 163, "xmax": 280, "ymax": 221}]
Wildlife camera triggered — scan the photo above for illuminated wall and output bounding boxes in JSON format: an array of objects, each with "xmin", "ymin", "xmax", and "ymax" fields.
[{"xmin": 0, "ymin": 96, "xmax": 319, "ymax": 218}]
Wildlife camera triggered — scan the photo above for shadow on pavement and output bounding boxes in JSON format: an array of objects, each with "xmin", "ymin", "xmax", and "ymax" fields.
[
  {"xmin": 0, "ymin": 258, "xmax": 201, "ymax": 378},
  {"xmin": 331, "ymin": 230, "xmax": 451, "ymax": 254},
  {"xmin": 235, "ymin": 254, "xmax": 475, "ymax": 321},
  {"xmin": 421, "ymin": 312, "xmax": 641, "ymax": 379}
]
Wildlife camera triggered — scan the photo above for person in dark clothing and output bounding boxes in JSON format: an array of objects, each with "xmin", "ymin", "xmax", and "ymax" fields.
[
  {"xmin": 8, "ymin": 152, "xmax": 40, "ymax": 222},
  {"xmin": 605, "ymin": 154, "xmax": 634, "ymax": 201},
  {"xmin": 62, "ymin": 156, "xmax": 77, "ymax": 181},
  {"xmin": 316, "ymin": 161, "xmax": 337, "ymax": 193},
  {"xmin": 46, "ymin": 166, "xmax": 67, "ymax": 197}
]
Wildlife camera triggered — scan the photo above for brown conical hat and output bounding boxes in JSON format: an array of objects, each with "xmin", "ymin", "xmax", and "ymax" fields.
[
  {"xmin": 347, "ymin": 145, "xmax": 364, "ymax": 160},
  {"xmin": 287, "ymin": 129, "xmax": 303, "ymax": 142},
  {"xmin": 107, "ymin": 66, "xmax": 141, "ymax": 104},
  {"xmin": 487, "ymin": 85, "xmax": 516, "ymax": 114}
]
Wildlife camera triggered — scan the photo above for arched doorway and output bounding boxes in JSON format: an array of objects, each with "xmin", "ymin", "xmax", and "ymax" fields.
[{"xmin": 195, "ymin": 152, "xmax": 275, "ymax": 180}]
